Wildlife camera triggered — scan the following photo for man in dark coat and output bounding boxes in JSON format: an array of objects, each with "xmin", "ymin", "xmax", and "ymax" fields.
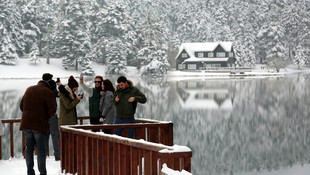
[
  {"xmin": 113, "ymin": 76, "xmax": 147, "ymax": 138},
  {"xmin": 43, "ymin": 73, "xmax": 61, "ymax": 161},
  {"xmin": 20, "ymin": 80, "xmax": 56, "ymax": 175}
]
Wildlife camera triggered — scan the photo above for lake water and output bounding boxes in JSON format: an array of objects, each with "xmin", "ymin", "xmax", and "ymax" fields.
[{"xmin": 1, "ymin": 74, "xmax": 310, "ymax": 175}]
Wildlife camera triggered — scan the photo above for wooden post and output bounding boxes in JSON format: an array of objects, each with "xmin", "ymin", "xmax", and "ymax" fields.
[
  {"xmin": 0, "ymin": 136, "xmax": 2, "ymax": 160},
  {"xmin": 10, "ymin": 123, "xmax": 14, "ymax": 158}
]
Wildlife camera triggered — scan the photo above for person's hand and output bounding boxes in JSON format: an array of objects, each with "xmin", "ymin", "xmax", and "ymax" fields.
[
  {"xmin": 56, "ymin": 82, "xmax": 62, "ymax": 86},
  {"xmin": 115, "ymin": 96, "xmax": 120, "ymax": 102},
  {"xmin": 77, "ymin": 94, "xmax": 83, "ymax": 100},
  {"xmin": 99, "ymin": 117, "xmax": 104, "ymax": 122},
  {"xmin": 128, "ymin": 97, "xmax": 135, "ymax": 102},
  {"xmin": 80, "ymin": 74, "xmax": 84, "ymax": 83}
]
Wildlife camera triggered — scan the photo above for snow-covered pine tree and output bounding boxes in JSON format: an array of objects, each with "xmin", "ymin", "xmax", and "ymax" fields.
[
  {"xmin": 257, "ymin": 3, "xmax": 287, "ymax": 66},
  {"xmin": 56, "ymin": 0, "xmax": 92, "ymax": 71},
  {"xmin": 21, "ymin": 2, "xmax": 41, "ymax": 54},
  {"xmin": 293, "ymin": 45, "xmax": 306, "ymax": 69},
  {"xmin": 137, "ymin": 12, "xmax": 169, "ymax": 76},
  {"xmin": 0, "ymin": 0, "xmax": 25, "ymax": 65},
  {"xmin": 106, "ymin": 39, "xmax": 127, "ymax": 75},
  {"xmin": 29, "ymin": 45, "xmax": 40, "ymax": 65}
]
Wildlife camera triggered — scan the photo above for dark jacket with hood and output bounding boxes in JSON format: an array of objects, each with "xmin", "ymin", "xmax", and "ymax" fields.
[
  {"xmin": 20, "ymin": 80, "xmax": 57, "ymax": 133},
  {"xmin": 114, "ymin": 81, "xmax": 147, "ymax": 119},
  {"xmin": 58, "ymin": 85, "xmax": 80, "ymax": 126}
]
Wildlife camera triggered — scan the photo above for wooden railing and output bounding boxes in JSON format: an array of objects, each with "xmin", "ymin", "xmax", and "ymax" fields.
[
  {"xmin": 0, "ymin": 117, "xmax": 173, "ymax": 159},
  {"xmin": 60, "ymin": 124, "xmax": 191, "ymax": 175},
  {"xmin": 0, "ymin": 116, "xmax": 91, "ymax": 160}
]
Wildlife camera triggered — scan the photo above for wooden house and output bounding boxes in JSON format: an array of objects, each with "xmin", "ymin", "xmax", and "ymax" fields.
[{"xmin": 176, "ymin": 42, "xmax": 236, "ymax": 70}]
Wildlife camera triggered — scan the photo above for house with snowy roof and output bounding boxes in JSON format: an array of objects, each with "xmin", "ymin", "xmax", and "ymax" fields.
[{"xmin": 175, "ymin": 42, "xmax": 236, "ymax": 70}]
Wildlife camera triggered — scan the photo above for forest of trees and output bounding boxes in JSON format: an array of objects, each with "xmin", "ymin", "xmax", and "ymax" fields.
[{"xmin": 0, "ymin": 0, "xmax": 309, "ymax": 75}]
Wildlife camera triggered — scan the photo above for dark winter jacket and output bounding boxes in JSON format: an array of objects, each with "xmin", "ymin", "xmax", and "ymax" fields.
[
  {"xmin": 58, "ymin": 85, "xmax": 80, "ymax": 126},
  {"xmin": 20, "ymin": 80, "xmax": 57, "ymax": 133},
  {"xmin": 89, "ymin": 88, "xmax": 101, "ymax": 118},
  {"xmin": 114, "ymin": 82, "xmax": 147, "ymax": 119},
  {"xmin": 99, "ymin": 90, "xmax": 115, "ymax": 124}
]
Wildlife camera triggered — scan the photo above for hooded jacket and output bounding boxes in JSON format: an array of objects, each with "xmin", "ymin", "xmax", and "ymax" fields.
[
  {"xmin": 20, "ymin": 80, "xmax": 56, "ymax": 133},
  {"xmin": 58, "ymin": 85, "xmax": 80, "ymax": 126},
  {"xmin": 114, "ymin": 81, "xmax": 147, "ymax": 118}
]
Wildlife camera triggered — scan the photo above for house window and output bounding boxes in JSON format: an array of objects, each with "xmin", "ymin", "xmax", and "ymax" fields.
[
  {"xmin": 188, "ymin": 64, "xmax": 197, "ymax": 69},
  {"xmin": 216, "ymin": 52, "xmax": 226, "ymax": 57},
  {"xmin": 182, "ymin": 53, "xmax": 188, "ymax": 58},
  {"xmin": 229, "ymin": 52, "xmax": 234, "ymax": 57},
  {"xmin": 178, "ymin": 64, "xmax": 186, "ymax": 69},
  {"xmin": 208, "ymin": 53, "xmax": 214, "ymax": 57},
  {"xmin": 197, "ymin": 53, "xmax": 204, "ymax": 58},
  {"xmin": 188, "ymin": 82, "xmax": 197, "ymax": 88},
  {"xmin": 212, "ymin": 64, "xmax": 221, "ymax": 67}
]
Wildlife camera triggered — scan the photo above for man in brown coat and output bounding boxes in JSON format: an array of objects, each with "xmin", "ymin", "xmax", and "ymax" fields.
[{"xmin": 20, "ymin": 80, "xmax": 56, "ymax": 175}]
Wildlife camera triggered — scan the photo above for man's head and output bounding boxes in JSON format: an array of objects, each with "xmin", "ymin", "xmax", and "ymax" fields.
[
  {"xmin": 42, "ymin": 73, "xmax": 53, "ymax": 81},
  {"xmin": 94, "ymin": 75, "xmax": 103, "ymax": 88},
  {"xmin": 117, "ymin": 76, "xmax": 128, "ymax": 90}
]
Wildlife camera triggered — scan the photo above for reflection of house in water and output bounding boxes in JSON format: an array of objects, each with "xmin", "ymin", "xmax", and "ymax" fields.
[{"xmin": 176, "ymin": 80, "xmax": 235, "ymax": 110}]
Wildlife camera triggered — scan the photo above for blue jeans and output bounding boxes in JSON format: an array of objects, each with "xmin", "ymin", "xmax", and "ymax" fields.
[
  {"xmin": 47, "ymin": 114, "xmax": 60, "ymax": 159},
  {"xmin": 113, "ymin": 117, "xmax": 135, "ymax": 138},
  {"xmin": 23, "ymin": 129, "xmax": 47, "ymax": 175}
]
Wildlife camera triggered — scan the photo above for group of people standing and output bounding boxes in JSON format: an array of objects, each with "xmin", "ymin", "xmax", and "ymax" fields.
[{"xmin": 19, "ymin": 73, "xmax": 147, "ymax": 175}]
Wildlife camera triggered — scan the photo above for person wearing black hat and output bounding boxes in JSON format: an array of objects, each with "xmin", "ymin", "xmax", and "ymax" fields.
[
  {"xmin": 20, "ymin": 80, "xmax": 57, "ymax": 175},
  {"xmin": 58, "ymin": 76, "xmax": 83, "ymax": 126},
  {"xmin": 42, "ymin": 73, "xmax": 61, "ymax": 161}
]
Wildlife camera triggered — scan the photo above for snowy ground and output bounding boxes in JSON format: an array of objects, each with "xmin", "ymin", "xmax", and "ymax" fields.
[{"xmin": 0, "ymin": 156, "xmax": 64, "ymax": 175}]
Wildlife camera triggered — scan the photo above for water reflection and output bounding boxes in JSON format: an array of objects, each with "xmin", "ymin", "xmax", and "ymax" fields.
[
  {"xmin": 176, "ymin": 79, "xmax": 234, "ymax": 110},
  {"xmin": 1, "ymin": 75, "xmax": 310, "ymax": 175}
]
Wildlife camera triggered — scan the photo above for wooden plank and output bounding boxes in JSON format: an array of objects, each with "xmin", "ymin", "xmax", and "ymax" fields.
[
  {"xmin": 138, "ymin": 149, "xmax": 143, "ymax": 175},
  {"xmin": 119, "ymin": 144, "xmax": 127, "ymax": 175},
  {"xmin": 0, "ymin": 136, "xmax": 2, "ymax": 160},
  {"xmin": 113, "ymin": 142, "xmax": 120, "ymax": 175},
  {"xmin": 80, "ymin": 136, "xmax": 86, "ymax": 175},
  {"xmin": 151, "ymin": 151, "xmax": 158, "ymax": 175},
  {"xmin": 174, "ymin": 158, "xmax": 179, "ymax": 171},
  {"xmin": 108, "ymin": 141, "xmax": 113, "ymax": 175},
  {"xmin": 102, "ymin": 140, "xmax": 109, "ymax": 175},
  {"xmin": 76, "ymin": 135, "xmax": 81, "ymax": 175},
  {"xmin": 184, "ymin": 157, "xmax": 191, "ymax": 172},
  {"xmin": 126, "ymin": 145, "xmax": 131, "ymax": 175},
  {"xmin": 144, "ymin": 150, "xmax": 151, "ymax": 175},
  {"xmin": 85, "ymin": 137, "xmax": 92, "ymax": 175},
  {"xmin": 10, "ymin": 123, "xmax": 14, "ymax": 158},
  {"xmin": 91, "ymin": 138, "xmax": 97, "ymax": 175},
  {"xmin": 97, "ymin": 139, "xmax": 103, "ymax": 175},
  {"xmin": 131, "ymin": 147, "xmax": 138, "ymax": 175},
  {"xmin": 69, "ymin": 133, "xmax": 73, "ymax": 173}
]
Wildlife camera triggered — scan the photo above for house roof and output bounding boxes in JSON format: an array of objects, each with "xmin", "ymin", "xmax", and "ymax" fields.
[
  {"xmin": 176, "ymin": 42, "xmax": 233, "ymax": 59},
  {"xmin": 183, "ymin": 57, "xmax": 229, "ymax": 63}
]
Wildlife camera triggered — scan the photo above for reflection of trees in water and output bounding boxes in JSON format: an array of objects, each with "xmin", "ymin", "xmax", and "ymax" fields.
[
  {"xmin": 173, "ymin": 76, "xmax": 310, "ymax": 175},
  {"xmin": 0, "ymin": 90, "xmax": 24, "ymax": 159},
  {"xmin": 0, "ymin": 90, "xmax": 22, "ymax": 119}
]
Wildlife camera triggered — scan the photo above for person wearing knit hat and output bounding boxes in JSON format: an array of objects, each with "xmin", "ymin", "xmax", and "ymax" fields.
[
  {"xmin": 68, "ymin": 76, "xmax": 79, "ymax": 89},
  {"xmin": 58, "ymin": 76, "xmax": 83, "ymax": 126}
]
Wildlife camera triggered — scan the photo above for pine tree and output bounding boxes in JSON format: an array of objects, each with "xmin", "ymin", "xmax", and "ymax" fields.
[
  {"xmin": 56, "ymin": 0, "xmax": 91, "ymax": 71},
  {"xmin": 106, "ymin": 39, "xmax": 127, "ymax": 75},
  {"xmin": 293, "ymin": 45, "xmax": 306, "ymax": 69},
  {"xmin": 137, "ymin": 12, "xmax": 170, "ymax": 76},
  {"xmin": 0, "ymin": 0, "xmax": 25, "ymax": 65},
  {"xmin": 29, "ymin": 45, "xmax": 40, "ymax": 65}
]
